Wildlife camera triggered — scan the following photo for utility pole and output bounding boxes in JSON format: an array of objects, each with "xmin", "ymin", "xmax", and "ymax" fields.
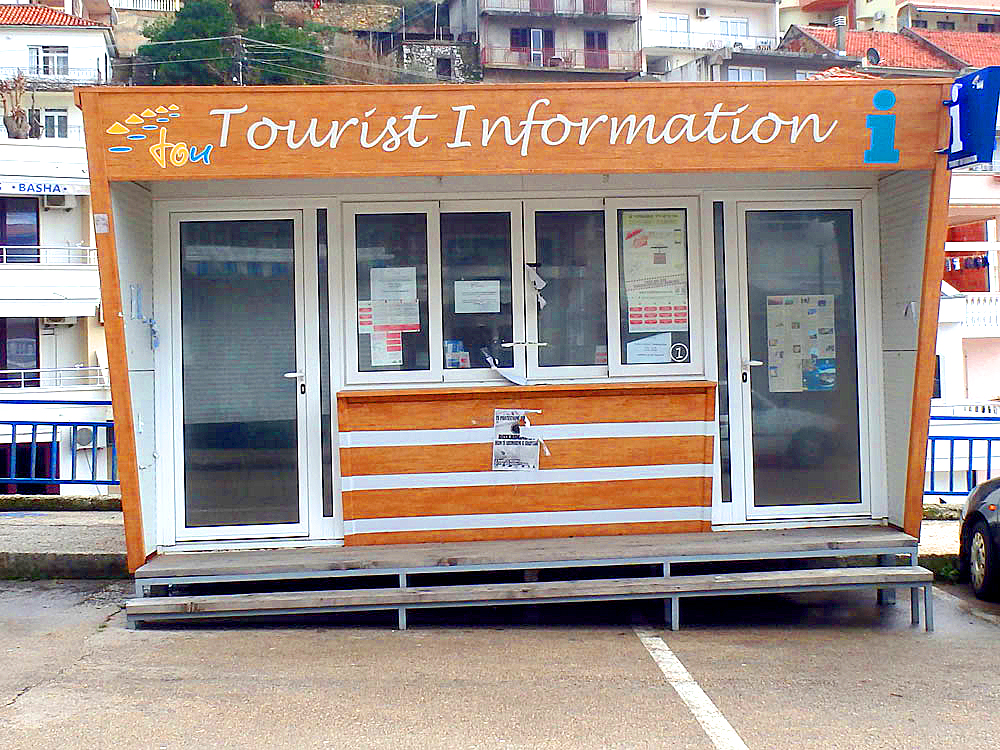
[{"xmin": 233, "ymin": 35, "xmax": 245, "ymax": 85}]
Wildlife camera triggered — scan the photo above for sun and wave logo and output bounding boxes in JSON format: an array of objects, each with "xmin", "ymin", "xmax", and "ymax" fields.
[{"xmin": 105, "ymin": 104, "xmax": 212, "ymax": 168}]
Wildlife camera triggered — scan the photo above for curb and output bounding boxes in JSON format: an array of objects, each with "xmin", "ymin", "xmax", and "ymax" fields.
[
  {"xmin": 0, "ymin": 552, "xmax": 128, "ymax": 580},
  {"xmin": 0, "ymin": 495, "xmax": 122, "ymax": 512}
]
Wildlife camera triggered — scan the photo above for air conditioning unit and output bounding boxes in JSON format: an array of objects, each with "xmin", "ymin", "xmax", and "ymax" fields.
[
  {"xmin": 68, "ymin": 424, "xmax": 108, "ymax": 451},
  {"xmin": 42, "ymin": 194, "xmax": 77, "ymax": 211},
  {"xmin": 41, "ymin": 316, "xmax": 77, "ymax": 327},
  {"xmin": 696, "ymin": 7, "xmax": 710, "ymax": 18}
]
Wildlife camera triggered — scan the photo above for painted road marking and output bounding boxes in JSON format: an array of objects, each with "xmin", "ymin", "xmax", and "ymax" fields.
[{"xmin": 634, "ymin": 627, "xmax": 750, "ymax": 750}]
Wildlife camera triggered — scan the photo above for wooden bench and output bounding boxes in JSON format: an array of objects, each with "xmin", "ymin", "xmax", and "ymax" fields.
[{"xmin": 126, "ymin": 566, "xmax": 934, "ymax": 632}]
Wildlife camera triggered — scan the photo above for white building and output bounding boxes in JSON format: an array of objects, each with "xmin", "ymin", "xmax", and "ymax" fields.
[
  {"xmin": 641, "ymin": 0, "xmax": 780, "ymax": 76},
  {"xmin": 0, "ymin": 2, "xmax": 117, "ymax": 495}
]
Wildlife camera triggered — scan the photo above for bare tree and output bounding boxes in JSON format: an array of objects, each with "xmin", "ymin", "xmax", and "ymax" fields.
[{"xmin": 0, "ymin": 72, "xmax": 29, "ymax": 139}]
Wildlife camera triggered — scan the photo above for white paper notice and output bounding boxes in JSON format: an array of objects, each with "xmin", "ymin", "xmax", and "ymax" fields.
[
  {"xmin": 370, "ymin": 331, "xmax": 403, "ymax": 367},
  {"xmin": 371, "ymin": 299, "xmax": 420, "ymax": 333},
  {"xmin": 370, "ymin": 267, "xmax": 417, "ymax": 302},
  {"xmin": 621, "ymin": 210, "xmax": 689, "ymax": 333},
  {"xmin": 455, "ymin": 280, "xmax": 501, "ymax": 314},
  {"xmin": 626, "ymin": 333, "xmax": 672, "ymax": 364},
  {"xmin": 492, "ymin": 409, "xmax": 540, "ymax": 471}
]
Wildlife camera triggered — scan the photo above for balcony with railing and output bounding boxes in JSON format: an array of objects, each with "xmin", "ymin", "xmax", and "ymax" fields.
[
  {"xmin": 964, "ymin": 292, "xmax": 1000, "ymax": 330},
  {"xmin": 0, "ymin": 66, "xmax": 106, "ymax": 86},
  {"xmin": 481, "ymin": 0, "xmax": 639, "ymax": 17},
  {"xmin": 643, "ymin": 29, "xmax": 778, "ymax": 52},
  {"xmin": 925, "ymin": 414, "xmax": 1000, "ymax": 498},
  {"xmin": 1, "ymin": 246, "xmax": 96, "ymax": 265},
  {"xmin": 109, "ymin": 0, "xmax": 181, "ymax": 10},
  {"xmin": 1, "ymin": 398, "xmax": 117, "ymax": 492},
  {"xmin": 0, "ymin": 366, "xmax": 107, "ymax": 390},
  {"xmin": 482, "ymin": 46, "xmax": 640, "ymax": 71}
]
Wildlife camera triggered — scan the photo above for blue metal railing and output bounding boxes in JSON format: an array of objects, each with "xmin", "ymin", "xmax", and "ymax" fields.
[
  {"xmin": 926, "ymin": 415, "xmax": 1000, "ymax": 497},
  {"xmin": 0, "ymin": 399, "xmax": 118, "ymax": 487}
]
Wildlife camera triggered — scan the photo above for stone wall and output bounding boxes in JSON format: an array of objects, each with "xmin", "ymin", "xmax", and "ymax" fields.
[
  {"xmin": 273, "ymin": 1, "xmax": 402, "ymax": 31},
  {"xmin": 113, "ymin": 9, "xmax": 173, "ymax": 57},
  {"xmin": 397, "ymin": 40, "xmax": 481, "ymax": 83}
]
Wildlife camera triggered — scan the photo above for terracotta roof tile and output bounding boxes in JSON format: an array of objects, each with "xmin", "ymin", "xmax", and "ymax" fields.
[
  {"xmin": 911, "ymin": 29, "xmax": 1000, "ymax": 67},
  {"xmin": 805, "ymin": 66, "xmax": 880, "ymax": 80},
  {"xmin": 0, "ymin": 4, "xmax": 106, "ymax": 27},
  {"xmin": 799, "ymin": 26, "xmax": 959, "ymax": 70}
]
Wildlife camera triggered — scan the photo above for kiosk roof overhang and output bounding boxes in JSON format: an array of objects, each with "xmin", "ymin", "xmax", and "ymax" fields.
[{"xmin": 76, "ymin": 80, "xmax": 952, "ymax": 184}]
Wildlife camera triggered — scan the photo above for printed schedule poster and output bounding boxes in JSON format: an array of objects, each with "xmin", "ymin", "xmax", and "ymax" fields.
[
  {"xmin": 621, "ymin": 209, "xmax": 689, "ymax": 333},
  {"xmin": 491, "ymin": 409, "xmax": 540, "ymax": 471},
  {"xmin": 765, "ymin": 294, "xmax": 836, "ymax": 393}
]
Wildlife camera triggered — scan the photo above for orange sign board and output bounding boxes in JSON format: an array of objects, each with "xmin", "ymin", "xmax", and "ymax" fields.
[{"xmin": 78, "ymin": 81, "xmax": 949, "ymax": 182}]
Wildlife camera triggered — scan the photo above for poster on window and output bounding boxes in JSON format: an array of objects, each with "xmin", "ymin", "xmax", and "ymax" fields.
[
  {"xmin": 491, "ymin": 409, "xmax": 540, "ymax": 471},
  {"xmin": 621, "ymin": 210, "xmax": 689, "ymax": 333},
  {"xmin": 766, "ymin": 294, "xmax": 836, "ymax": 393}
]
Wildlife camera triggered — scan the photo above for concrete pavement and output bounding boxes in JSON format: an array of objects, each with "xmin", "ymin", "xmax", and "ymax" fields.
[
  {"xmin": 0, "ymin": 510, "xmax": 126, "ymax": 579},
  {"xmin": 1, "ymin": 578, "xmax": 999, "ymax": 750}
]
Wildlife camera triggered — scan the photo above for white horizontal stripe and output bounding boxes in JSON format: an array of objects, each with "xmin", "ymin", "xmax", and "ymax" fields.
[
  {"xmin": 339, "ymin": 421, "xmax": 709, "ymax": 448},
  {"xmin": 343, "ymin": 463, "xmax": 710, "ymax": 492},
  {"xmin": 345, "ymin": 505, "xmax": 708, "ymax": 535}
]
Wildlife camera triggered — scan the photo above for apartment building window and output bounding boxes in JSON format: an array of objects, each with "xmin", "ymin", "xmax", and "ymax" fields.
[
  {"xmin": 936, "ymin": 21, "xmax": 955, "ymax": 30},
  {"xmin": 510, "ymin": 28, "xmax": 555, "ymax": 66},
  {"xmin": 911, "ymin": 19, "xmax": 928, "ymax": 27},
  {"xmin": 660, "ymin": 14, "xmax": 690, "ymax": 47},
  {"xmin": 28, "ymin": 46, "xmax": 69, "ymax": 76},
  {"xmin": 728, "ymin": 66, "xmax": 765, "ymax": 81},
  {"xmin": 795, "ymin": 70, "xmax": 811, "ymax": 80},
  {"xmin": 584, "ymin": 30, "xmax": 609, "ymax": 69},
  {"xmin": 720, "ymin": 18, "xmax": 750, "ymax": 41},
  {"xmin": 43, "ymin": 109, "xmax": 69, "ymax": 139},
  {"xmin": 0, "ymin": 318, "xmax": 39, "ymax": 386},
  {"xmin": 0, "ymin": 198, "xmax": 40, "ymax": 263},
  {"xmin": 979, "ymin": 23, "xmax": 995, "ymax": 32}
]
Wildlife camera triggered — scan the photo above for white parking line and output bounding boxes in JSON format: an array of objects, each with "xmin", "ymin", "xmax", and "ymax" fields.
[{"xmin": 634, "ymin": 627, "xmax": 750, "ymax": 750}]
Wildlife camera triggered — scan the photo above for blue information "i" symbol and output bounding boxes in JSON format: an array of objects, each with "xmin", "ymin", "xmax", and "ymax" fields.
[{"xmin": 864, "ymin": 89, "xmax": 900, "ymax": 164}]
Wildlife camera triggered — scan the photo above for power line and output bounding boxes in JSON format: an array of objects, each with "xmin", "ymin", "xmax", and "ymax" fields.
[{"xmin": 117, "ymin": 56, "xmax": 232, "ymax": 67}]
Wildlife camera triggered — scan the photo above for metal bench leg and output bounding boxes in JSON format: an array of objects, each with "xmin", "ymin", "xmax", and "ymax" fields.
[
  {"xmin": 924, "ymin": 584, "xmax": 934, "ymax": 633},
  {"xmin": 910, "ymin": 586, "xmax": 920, "ymax": 625},
  {"xmin": 670, "ymin": 597, "xmax": 680, "ymax": 632},
  {"xmin": 877, "ymin": 554, "xmax": 896, "ymax": 606},
  {"xmin": 398, "ymin": 607, "xmax": 407, "ymax": 631}
]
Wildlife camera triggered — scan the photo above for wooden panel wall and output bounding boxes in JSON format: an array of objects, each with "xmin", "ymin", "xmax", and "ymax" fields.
[{"xmin": 337, "ymin": 382, "xmax": 716, "ymax": 545}]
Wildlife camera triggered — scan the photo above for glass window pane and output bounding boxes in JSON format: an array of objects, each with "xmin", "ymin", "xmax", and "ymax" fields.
[
  {"xmin": 441, "ymin": 212, "xmax": 514, "ymax": 370},
  {"xmin": 355, "ymin": 213, "xmax": 430, "ymax": 372},
  {"xmin": 745, "ymin": 209, "xmax": 861, "ymax": 506},
  {"xmin": 534, "ymin": 210, "xmax": 606, "ymax": 367},
  {"xmin": 317, "ymin": 209, "xmax": 334, "ymax": 517},
  {"xmin": 180, "ymin": 219, "xmax": 299, "ymax": 527},
  {"xmin": 618, "ymin": 208, "xmax": 690, "ymax": 365}
]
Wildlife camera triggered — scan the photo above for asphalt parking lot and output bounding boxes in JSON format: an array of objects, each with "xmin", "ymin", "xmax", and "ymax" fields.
[{"xmin": 2, "ymin": 579, "xmax": 999, "ymax": 750}]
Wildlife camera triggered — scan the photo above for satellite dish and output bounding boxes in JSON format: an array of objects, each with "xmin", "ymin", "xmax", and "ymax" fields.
[{"xmin": 866, "ymin": 47, "xmax": 881, "ymax": 65}]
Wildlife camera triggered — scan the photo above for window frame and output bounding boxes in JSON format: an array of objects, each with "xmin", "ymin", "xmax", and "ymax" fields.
[
  {"xmin": 42, "ymin": 109, "xmax": 69, "ymax": 139},
  {"xmin": 28, "ymin": 45, "xmax": 69, "ymax": 76},
  {"xmin": 727, "ymin": 66, "xmax": 765, "ymax": 82},
  {"xmin": 719, "ymin": 17, "xmax": 750, "ymax": 40},
  {"xmin": 343, "ymin": 201, "xmax": 442, "ymax": 385},
  {"xmin": 523, "ymin": 198, "xmax": 610, "ymax": 381},
  {"xmin": 604, "ymin": 197, "xmax": 704, "ymax": 377},
  {"xmin": 439, "ymin": 199, "xmax": 526, "ymax": 384}
]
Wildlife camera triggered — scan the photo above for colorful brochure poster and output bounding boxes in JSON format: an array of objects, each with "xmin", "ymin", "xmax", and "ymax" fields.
[
  {"xmin": 371, "ymin": 300, "xmax": 420, "ymax": 333},
  {"xmin": 492, "ymin": 409, "xmax": 540, "ymax": 471},
  {"xmin": 370, "ymin": 331, "xmax": 403, "ymax": 367},
  {"xmin": 358, "ymin": 301, "xmax": 374, "ymax": 334},
  {"xmin": 766, "ymin": 294, "xmax": 836, "ymax": 393},
  {"xmin": 621, "ymin": 210, "xmax": 689, "ymax": 333}
]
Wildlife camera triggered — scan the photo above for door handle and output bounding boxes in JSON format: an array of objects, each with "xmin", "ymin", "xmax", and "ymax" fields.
[
  {"xmin": 282, "ymin": 371, "xmax": 304, "ymax": 379},
  {"xmin": 744, "ymin": 360, "xmax": 764, "ymax": 367}
]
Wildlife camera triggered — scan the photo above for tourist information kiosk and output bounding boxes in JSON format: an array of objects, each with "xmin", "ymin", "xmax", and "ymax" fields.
[{"xmin": 77, "ymin": 79, "xmax": 953, "ymax": 627}]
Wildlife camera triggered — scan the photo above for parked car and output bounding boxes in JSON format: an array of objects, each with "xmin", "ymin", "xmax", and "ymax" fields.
[{"xmin": 959, "ymin": 477, "xmax": 1000, "ymax": 600}]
